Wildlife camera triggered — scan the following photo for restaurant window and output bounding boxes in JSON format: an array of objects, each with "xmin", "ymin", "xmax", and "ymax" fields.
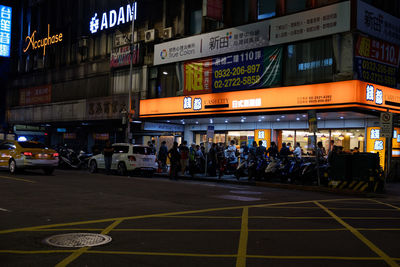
[
  {"xmin": 284, "ymin": 37, "xmax": 333, "ymax": 86},
  {"xmin": 258, "ymin": 0, "xmax": 277, "ymax": 19}
]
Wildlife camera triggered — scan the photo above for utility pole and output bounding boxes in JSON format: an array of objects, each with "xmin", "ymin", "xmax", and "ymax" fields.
[{"xmin": 126, "ymin": 0, "xmax": 136, "ymax": 143}]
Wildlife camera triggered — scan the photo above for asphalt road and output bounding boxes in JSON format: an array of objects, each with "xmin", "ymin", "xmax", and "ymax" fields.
[{"xmin": 0, "ymin": 169, "xmax": 399, "ymax": 267}]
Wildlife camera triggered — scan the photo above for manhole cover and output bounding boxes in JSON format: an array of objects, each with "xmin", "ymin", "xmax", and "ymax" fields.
[{"xmin": 44, "ymin": 233, "xmax": 112, "ymax": 248}]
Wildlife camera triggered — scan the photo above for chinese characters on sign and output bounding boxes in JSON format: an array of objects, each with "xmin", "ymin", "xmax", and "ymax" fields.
[
  {"xmin": 365, "ymin": 84, "xmax": 384, "ymax": 105},
  {"xmin": 232, "ymin": 98, "xmax": 262, "ymax": 108},
  {"xmin": 357, "ymin": 0, "xmax": 400, "ymax": 45},
  {"xmin": 87, "ymin": 95, "xmax": 128, "ymax": 120},
  {"xmin": 110, "ymin": 44, "xmax": 140, "ymax": 68},
  {"xmin": 183, "ymin": 47, "xmax": 282, "ymax": 95},
  {"xmin": 297, "ymin": 95, "xmax": 332, "ymax": 105},
  {"xmin": 183, "ymin": 97, "xmax": 202, "ymax": 111},
  {"xmin": 0, "ymin": 5, "xmax": 12, "ymax": 57},
  {"xmin": 366, "ymin": 127, "xmax": 386, "ymax": 168},
  {"xmin": 19, "ymin": 85, "xmax": 52, "ymax": 106},
  {"xmin": 269, "ymin": 1, "xmax": 350, "ymax": 45},
  {"xmin": 355, "ymin": 35, "xmax": 399, "ymax": 87}
]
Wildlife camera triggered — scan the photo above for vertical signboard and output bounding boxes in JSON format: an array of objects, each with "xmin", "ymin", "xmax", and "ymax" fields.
[
  {"xmin": 366, "ymin": 127, "xmax": 386, "ymax": 168},
  {"xmin": 254, "ymin": 129, "xmax": 271, "ymax": 148},
  {"xmin": 0, "ymin": 5, "xmax": 12, "ymax": 57}
]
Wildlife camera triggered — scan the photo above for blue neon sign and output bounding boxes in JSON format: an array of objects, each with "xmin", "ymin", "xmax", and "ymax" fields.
[
  {"xmin": 90, "ymin": 3, "xmax": 137, "ymax": 34},
  {"xmin": 0, "ymin": 5, "xmax": 12, "ymax": 57}
]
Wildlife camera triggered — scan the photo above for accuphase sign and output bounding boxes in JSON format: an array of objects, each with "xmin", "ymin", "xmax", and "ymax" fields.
[
  {"xmin": 89, "ymin": 3, "xmax": 137, "ymax": 34},
  {"xmin": 23, "ymin": 24, "xmax": 62, "ymax": 56}
]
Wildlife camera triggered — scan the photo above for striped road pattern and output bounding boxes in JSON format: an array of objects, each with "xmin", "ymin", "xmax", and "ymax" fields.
[{"xmin": 0, "ymin": 198, "xmax": 400, "ymax": 266}]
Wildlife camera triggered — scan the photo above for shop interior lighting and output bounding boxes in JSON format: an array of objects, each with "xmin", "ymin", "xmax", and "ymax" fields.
[
  {"xmin": 241, "ymin": 119, "xmax": 245, "ymax": 123},
  {"xmin": 258, "ymin": 119, "xmax": 262, "ymax": 122},
  {"xmin": 225, "ymin": 120, "xmax": 228, "ymax": 123},
  {"xmin": 132, "ymin": 121, "xmax": 142, "ymax": 123},
  {"xmin": 333, "ymin": 132, "xmax": 341, "ymax": 136},
  {"xmin": 338, "ymin": 134, "xmax": 345, "ymax": 140},
  {"xmin": 358, "ymin": 134, "xmax": 364, "ymax": 141},
  {"xmin": 303, "ymin": 135, "xmax": 308, "ymax": 141},
  {"xmin": 166, "ymin": 120, "xmax": 170, "ymax": 123},
  {"xmin": 209, "ymin": 119, "xmax": 213, "ymax": 124},
  {"xmin": 162, "ymin": 71, "xmax": 168, "ymax": 75},
  {"xmin": 317, "ymin": 117, "xmax": 321, "ymax": 120},
  {"xmin": 281, "ymin": 115, "xmax": 285, "ymax": 118},
  {"xmin": 261, "ymin": 116, "xmax": 265, "ymax": 119},
  {"xmin": 346, "ymin": 132, "xmax": 353, "ymax": 136},
  {"xmin": 302, "ymin": 115, "xmax": 307, "ymax": 117},
  {"xmin": 296, "ymin": 117, "xmax": 300, "ymax": 121},
  {"xmin": 339, "ymin": 116, "xmax": 344, "ymax": 119},
  {"xmin": 276, "ymin": 118, "xmax": 280, "ymax": 121},
  {"xmin": 320, "ymin": 134, "xmax": 327, "ymax": 140},
  {"xmin": 195, "ymin": 121, "xmax": 199, "ymax": 124},
  {"xmin": 287, "ymin": 134, "xmax": 293, "ymax": 140}
]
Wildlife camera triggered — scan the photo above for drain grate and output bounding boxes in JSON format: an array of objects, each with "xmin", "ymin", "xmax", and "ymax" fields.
[{"xmin": 44, "ymin": 233, "xmax": 112, "ymax": 248}]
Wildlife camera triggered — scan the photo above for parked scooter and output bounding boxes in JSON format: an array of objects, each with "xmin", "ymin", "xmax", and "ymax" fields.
[{"xmin": 57, "ymin": 145, "xmax": 92, "ymax": 169}]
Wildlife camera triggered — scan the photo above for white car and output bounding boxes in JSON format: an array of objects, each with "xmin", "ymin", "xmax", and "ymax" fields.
[{"xmin": 88, "ymin": 143, "xmax": 157, "ymax": 176}]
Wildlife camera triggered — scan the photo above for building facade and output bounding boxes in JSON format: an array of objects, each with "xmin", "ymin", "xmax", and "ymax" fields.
[{"xmin": 3, "ymin": 0, "xmax": 400, "ymax": 174}]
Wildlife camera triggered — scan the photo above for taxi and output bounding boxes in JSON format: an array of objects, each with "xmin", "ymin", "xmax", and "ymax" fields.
[{"xmin": 0, "ymin": 140, "xmax": 59, "ymax": 175}]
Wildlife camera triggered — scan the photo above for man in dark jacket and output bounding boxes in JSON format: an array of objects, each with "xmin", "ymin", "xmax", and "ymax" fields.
[
  {"xmin": 103, "ymin": 140, "xmax": 114, "ymax": 174},
  {"xmin": 168, "ymin": 141, "xmax": 180, "ymax": 180}
]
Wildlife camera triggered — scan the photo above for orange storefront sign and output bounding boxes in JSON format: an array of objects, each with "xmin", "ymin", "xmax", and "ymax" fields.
[
  {"xmin": 366, "ymin": 127, "xmax": 385, "ymax": 169},
  {"xmin": 140, "ymin": 80, "xmax": 400, "ymax": 118}
]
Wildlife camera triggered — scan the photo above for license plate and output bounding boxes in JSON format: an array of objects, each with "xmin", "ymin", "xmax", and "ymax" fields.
[
  {"xmin": 36, "ymin": 154, "xmax": 49, "ymax": 159},
  {"xmin": 142, "ymin": 158, "xmax": 150, "ymax": 162}
]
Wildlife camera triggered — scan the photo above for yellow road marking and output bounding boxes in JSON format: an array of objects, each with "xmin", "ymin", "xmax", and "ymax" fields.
[
  {"xmin": 0, "ymin": 198, "xmax": 359, "ymax": 234},
  {"xmin": 55, "ymin": 219, "xmax": 123, "ymax": 267},
  {"xmin": 247, "ymin": 255, "xmax": 384, "ymax": 260},
  {"xmin": 236, "ymin": 207, "xmax": 248, "ymax": 267},
  {"xmin": 372, "ymin": 200, "xmax": 400, "ymax": 211},
  {"xmin": 0, "ymin": 249, "xmax": 396, "ymax": 261},
  {"xmin": 250, "ymin": 216, "xmax": 332, "ymax": 219},
  {"xmin": 0, "ymin": 175, "xmax": 35, "ymax": 183},
  {"xmin": 25, "ymin": 227, "xmax": 400, "ymax": 232},
  {"xmin": 314, "ymin": 201, "xmax": 399, "ymax": 267},
  {"xmin": 162, "ymin": 215, "xmax": 241, "ymax": 219}
]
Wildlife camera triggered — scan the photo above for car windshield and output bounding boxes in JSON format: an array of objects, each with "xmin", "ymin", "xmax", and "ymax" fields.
[
  {"xmin": 18, "ymin": 142, "xmax": 48, "ymax": 149},
  {"xmin": 131, "ymin": 146, "xmax": 151, "ymax": 155},
  {"xmin": 113, "ymin": 145, "xmax": 130, "ymax": 153}
]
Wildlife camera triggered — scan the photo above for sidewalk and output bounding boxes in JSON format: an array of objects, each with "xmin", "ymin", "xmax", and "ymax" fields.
[{"xmin": 154, "ymin": 171, "xmax": 398, "ymax": 197}]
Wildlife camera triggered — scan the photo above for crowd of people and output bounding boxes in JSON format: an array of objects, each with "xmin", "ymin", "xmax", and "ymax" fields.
[{"xmin": 150, "ymin": 139, "xmax": 314, "ymax": 179}]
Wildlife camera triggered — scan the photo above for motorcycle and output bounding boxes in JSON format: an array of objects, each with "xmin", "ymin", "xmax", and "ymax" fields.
[
  {"xmin": 57, "ymin": 145, "xmax": 92, "ymax": 169},
  {"xmin": 218, "ymin": 155, "xmax": 238, "ymax": 178}
]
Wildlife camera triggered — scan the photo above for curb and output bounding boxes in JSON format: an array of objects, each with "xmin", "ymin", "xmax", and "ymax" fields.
[{"xmin": 153, "ymin": 173, "xmax": 385, "ymax": 197}]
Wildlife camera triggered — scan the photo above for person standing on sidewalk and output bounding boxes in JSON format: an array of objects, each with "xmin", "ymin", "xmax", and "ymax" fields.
[
  {"xmin": 158, "ymin": 141, "xmax": 168, "ymax": 172},
  {"xmin": 208, "ymin": 143, "xmax": 217, "ymax": 177},
  {"xmin": 179, "ymin": 141, "xmax": 189, "ymax": 175},
  {"xmin": 168, "ymin": 141, "xmax": 180, "ymax": 180},
  {"xmin": 103, "ymin": 140, "xmax": 114, "ymax": 175}
]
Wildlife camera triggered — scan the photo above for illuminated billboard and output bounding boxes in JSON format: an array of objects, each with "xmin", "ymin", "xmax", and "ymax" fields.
[{"xmin": 0, "ymin": 5, "xmax": 12, "ymax": 58}]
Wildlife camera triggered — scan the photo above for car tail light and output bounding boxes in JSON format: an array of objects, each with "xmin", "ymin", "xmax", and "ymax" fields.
[
  {"xmin": 128, "ymin": 155, "xmax": 136, "ymax": 161},
  {"xmin": 22, "ymin": 152, "xmax": 33, "ymax": 156},
  {"xmin": 53, "ymin": 153, "xmax": 59, "ymax": 157}
]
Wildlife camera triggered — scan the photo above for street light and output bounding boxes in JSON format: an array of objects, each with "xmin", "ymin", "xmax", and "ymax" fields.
[{"xmin": 126, "ymin": 0, "xmax": 136, "ymax": 143}]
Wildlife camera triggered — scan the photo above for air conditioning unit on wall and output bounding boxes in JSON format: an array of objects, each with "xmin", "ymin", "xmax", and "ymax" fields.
[
  {"xmin": 145, "ymin": 29, "xmax": 156, "ymax": 43},
  {"xmin": 163, "ymin": 27, "xmax": 173, "ymax": 39}
]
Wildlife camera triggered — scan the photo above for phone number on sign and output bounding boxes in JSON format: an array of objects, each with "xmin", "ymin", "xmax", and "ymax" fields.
[
  {"xmin": 214, "ymin": 64, "xmax": 261, "ymax": 78},
  {"xmin": 361, "ymin": 70, "xmax": 396, "ymax": 87},
  {"xmin": 214, "ymin": 75, "xmax": 261, "ymax": 89}
]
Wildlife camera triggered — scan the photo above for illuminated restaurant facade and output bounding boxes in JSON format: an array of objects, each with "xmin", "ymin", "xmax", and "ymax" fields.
[{"xmin": 3, "ymin": 0, "xmax": 400, "ymax": 170}]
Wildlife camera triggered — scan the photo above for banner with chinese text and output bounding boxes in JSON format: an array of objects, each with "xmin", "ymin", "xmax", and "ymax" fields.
[
  {"xmin": 355, "ymin": 35, "xmax": 399, "ymax": 88},
  {"xmin": 183, "ymin": 46, "xmax": 282, "ymax": 95},
  {"xmin": 19, "ymin": 85, "xmax": 52, "ymax": 106}
]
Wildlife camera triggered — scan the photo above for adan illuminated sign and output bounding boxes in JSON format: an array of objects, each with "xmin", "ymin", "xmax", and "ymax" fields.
[
  {"xmin": 0, "ymin": 5, "xmax": 12, "ymax": 57},
  {"xmin": 23, "ymin": 24, "xmax": 63, "ymax": 56},
  {"xmin": 89, "ymin": 3, "xmax": 137, "ymax": 34}
]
